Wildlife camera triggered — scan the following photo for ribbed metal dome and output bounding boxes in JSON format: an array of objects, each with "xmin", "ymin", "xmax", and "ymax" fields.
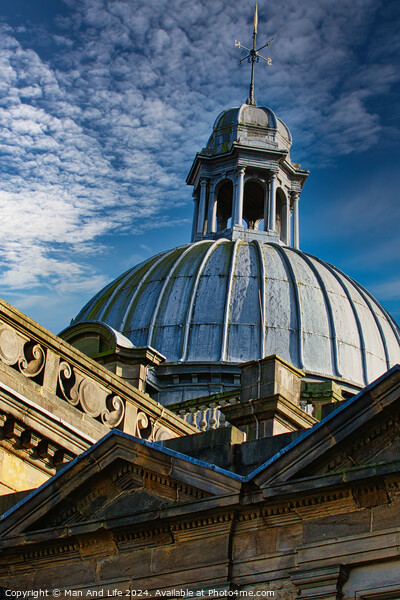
[
  {"xmin": 73, "ymin": 239, "xmax": 400, "ymax": 389},
  {"xmin": 205, "ymin": 104, "xmax": 292, "ymax": 155}
]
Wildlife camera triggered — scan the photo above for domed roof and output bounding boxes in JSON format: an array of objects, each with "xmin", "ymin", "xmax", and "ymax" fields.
[
  {"xmin": 72, "ymin": 239, "xmax": 400, "ymax": 389},
  {"xmin": 205, "ymin": 104, "xmax": 292, "ymax": 155}
]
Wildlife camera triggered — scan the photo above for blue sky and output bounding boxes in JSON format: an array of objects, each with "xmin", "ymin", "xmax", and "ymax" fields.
[{"xmin": 0, "ymin": 0, "xmax": 399, "ymax": 334}]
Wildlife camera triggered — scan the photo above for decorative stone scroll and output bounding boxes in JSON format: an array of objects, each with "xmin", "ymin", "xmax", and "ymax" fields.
[
  {"xmin": 130, "ymin": 407, "xmax": 150, "ymax": 438},
  {"xmin": 152, "ymin": 424, "xmax": 173, "ymax": 441},
  {"xmin": 58, "ymin": 361, "xmax": 125, "ymax": 428},
  {"xmin": 0, "ymin": 323, "xmax": 45, "ymax": 379},
  {"xmin": 117, "ymin": 404, "xmax": 172, "ymax": 441}
]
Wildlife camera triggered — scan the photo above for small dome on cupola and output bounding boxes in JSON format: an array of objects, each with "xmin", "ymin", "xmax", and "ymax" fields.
[{"xmin": 205, "ymin": 104, "xmax": 292, "ymax": 156}]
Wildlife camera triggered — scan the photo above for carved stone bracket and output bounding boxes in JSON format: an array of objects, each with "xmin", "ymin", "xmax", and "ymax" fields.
[
  {"xmin": 58, "ymin": 361, "xmax": 125, "ymax": 428},
  {"xmin": 0, "ymin": 323, "xmax": 45, "ymax": 380},
  {"xmin": 0, "ymin": 413, "xmax": 75, "ymax": 470}
]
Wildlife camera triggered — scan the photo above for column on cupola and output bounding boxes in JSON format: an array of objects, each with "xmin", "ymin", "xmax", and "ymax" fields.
[
  {"xmin": 263, "ymin": 178, "xmax": 269, "ymax": 231},
  {"xmin": 197, "ymin": 178, "xmax": 208, "ymax": 235},
  {"xmin": 233, "ymin": 167, "xmax": 245, "ymax": 226},
  {"xmin": 284, "ymin": 194, "xmax": 291, "ymax": 245},
  {"xmin": 292, "ymin": 191, "xmax": 300, "ymax": 249},
  {"xmin": 191, "ymin": 191, "xmax": 200, "ymax": 242},
  {"xmin": 268, "ymin": 173, "xmax": 277, "ymax": 230},
  {"xmin": 206, "ymin": 181, "xmax": 217, "ymax": 234}
]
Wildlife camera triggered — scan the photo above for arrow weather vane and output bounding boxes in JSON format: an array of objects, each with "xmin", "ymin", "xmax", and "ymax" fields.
[{"xmin": 235, "ymin": 4, "xmax": 273, "ymax": 106}]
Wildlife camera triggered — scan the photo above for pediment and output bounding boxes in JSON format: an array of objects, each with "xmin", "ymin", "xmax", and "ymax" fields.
[
  {"xmin": 0, "ymin": 431, "xmax": 241, "ymax": 539},
  {"xmin": 311, "ymin": 411, "xmax": 400, "ymax": 476},
  {"xmin": 251, "ymin": 366, "xmax": 400, "ymax": 496},
  {"xmin": 31, "ymin": 455, "xmax": 216, "ymax": 531}
]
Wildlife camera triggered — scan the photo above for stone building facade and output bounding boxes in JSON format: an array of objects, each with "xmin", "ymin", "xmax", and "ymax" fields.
[{"xmin": 0, "ymin": 359, "xmax": 400, "ymax": 599}]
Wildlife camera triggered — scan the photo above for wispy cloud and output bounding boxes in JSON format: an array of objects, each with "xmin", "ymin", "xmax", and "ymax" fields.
[
  {"xmin": 370, "ymin": 279, "xmax": 400, "ymax": 302},
  {"xmin": 0, "ymin": 0, "xmax": 398, "ymax": 329}
]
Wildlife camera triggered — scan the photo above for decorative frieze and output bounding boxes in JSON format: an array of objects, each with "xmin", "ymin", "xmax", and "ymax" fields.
[
  {"xmin": 116, "ymin": 525, "xmax": 173, "ymax": 551},
  {"xmin": 58, "ymin": 360, "xmax": 125, "ymax": 428},
  {"xmin": 171, "ymin": 512, "xmax": 235, "ymax": 541},
  {"xmin": 0, "ymin": 303, "xmax": 196, "ymax": 451}
]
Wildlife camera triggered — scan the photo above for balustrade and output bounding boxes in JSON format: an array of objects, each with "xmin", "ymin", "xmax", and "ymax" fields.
[
  {"xmin": 0, "ymin": 306, "xmax": 195, "ymax": 442},
  {"xmin": 171, "ymin": 393, "xmax": 240, "ymax": 432}
]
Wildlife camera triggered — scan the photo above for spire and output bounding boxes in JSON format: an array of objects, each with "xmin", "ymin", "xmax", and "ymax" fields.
[{"xmin": 235, "ymin": 4, "xmax": 273, "ymax": 106}]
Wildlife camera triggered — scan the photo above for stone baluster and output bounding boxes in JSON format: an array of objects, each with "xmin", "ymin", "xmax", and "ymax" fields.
[
  {"xmin": 188, "ymin": 407, "xmax": 199, "ymax": 429},
  {"xmin": 199, "ymin": 406, "xmax": 208, "ymax": 432},
  {"xmin": 178, "ymin": 409, "xmax": 188, "ymax": 423},
  {"xmin": 208, "ymin": 403, "xmax": 218, "ymax": 429},
  {"xmin": 219, "ymin": 401, "xmax": 228, "ymax": 427}
]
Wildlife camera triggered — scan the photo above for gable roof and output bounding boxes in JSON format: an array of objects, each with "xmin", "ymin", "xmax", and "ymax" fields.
[
  {"xmin": 1, "ymin": 365, "xmax": 399, "ymax": 543},
  {"xmin": 249, "ymin": 364, "xmax": 400, "ymax": 495},
  {"xmin": 0, "ymin": 429, "xmax": 243, "ymax": 541}
]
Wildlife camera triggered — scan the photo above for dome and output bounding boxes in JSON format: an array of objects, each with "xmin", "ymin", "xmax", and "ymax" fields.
[
  {"xmin": 205, "ymin": 104, "xmax": 292, "ymax": 156},
  {"xmin": 72, "ymin": 239, "xmax": 400, "ymax": 391}
]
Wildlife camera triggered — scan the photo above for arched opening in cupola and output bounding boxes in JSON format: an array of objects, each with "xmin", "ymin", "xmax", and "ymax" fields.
[
  {"xmin": 275, "ymin": 188, "xmax": 289, "ymax": 243},
  {"xmin": 243, "ymin": 180, "xmax": 264, "ymax": 229},
  {"xmin": 216, "ymin": 180, "xmax": 233, "ymax": 231}
]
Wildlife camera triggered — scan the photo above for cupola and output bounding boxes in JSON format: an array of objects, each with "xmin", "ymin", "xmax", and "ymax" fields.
[{"xmin": 187, "ymin": 103, "xmax": 309, "ymax": 248}]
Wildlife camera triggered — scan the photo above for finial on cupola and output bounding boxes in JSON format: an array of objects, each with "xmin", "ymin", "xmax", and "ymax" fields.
[{"xmin": 235, "ymin": 4, "xmax": 273, "ymax": 106}]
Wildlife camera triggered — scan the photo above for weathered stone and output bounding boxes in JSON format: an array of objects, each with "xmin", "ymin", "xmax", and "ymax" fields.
[
  {"xmin": 221, "ymin": 393, "xmax": 316, "ymax": 438},
  {"xmin": 165, "ymin": 428, "xmax": 304, "ymax": 475},
  {"xmin": 302, "ymin": 510, "xmax": 371, "ymax": 544},
  {"xmin": 290, "ymin": 564, "xmax": 350, "ymax": 599},
  {"xmin": 164, "ymin": 426, "xmax": 245, "ymax": 471},
  {"xmin": 240, "ymin": 355, "xmax": 304, "ymax": 406},
  {"xmin": 371, "ymin": 500, "xmax": 400, "ymax": 531},
  {"xmin": 300, "ymin": 380, "xmax": 344, "ymax": 420},
  {"xmin": 0, "ymin": 298, "xmax": 197, "ymax": 495}
]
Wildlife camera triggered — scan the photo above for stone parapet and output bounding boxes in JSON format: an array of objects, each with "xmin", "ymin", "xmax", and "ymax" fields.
[
  {"xmin": 0, "ymin": 301, "xmax": 195, "ymax": 458},
  {"xmin": 221, "ymin": 394, "xmax": 317, "ymax": 438}
]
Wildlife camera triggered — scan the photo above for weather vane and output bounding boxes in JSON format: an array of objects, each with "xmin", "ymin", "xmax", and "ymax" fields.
[{"xmin": 235, "ymin": 4, "xmax": 273, "ymax": 106}]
